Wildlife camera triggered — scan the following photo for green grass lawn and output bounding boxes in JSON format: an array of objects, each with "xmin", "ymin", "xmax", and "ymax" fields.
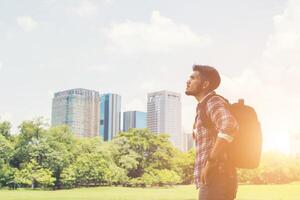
[{"xmin": 1, "ymin": 183, "xmax": 300, "ymax": 200}]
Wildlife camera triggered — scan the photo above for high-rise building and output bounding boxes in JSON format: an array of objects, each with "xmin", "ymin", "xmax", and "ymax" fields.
[
  {"xmin": 100, "ymin": 93, "xmax": 121, "ymax": 141},
  {"xmin": 289, "ymin": 132, "xmax": 300, "ymax": 157},
  {"xmin": 123, "ymin": 111, "xmax": 147, "ymax": 131},
  {"xmin": 147, "ymin": 90, "xmax": 183, "ymax": 150},
  {"xmin": 183, "ymin": 132, "xmax": 194, "ymax": 152},
  {"xmin": 51, "ymin": 88, "xmax": 100, "ymax": 137}
]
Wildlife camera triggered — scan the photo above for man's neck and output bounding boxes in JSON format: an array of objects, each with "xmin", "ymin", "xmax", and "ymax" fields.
[{"xmin": 195, "ymin": 91, "xmax": 213, "ymax": 103}]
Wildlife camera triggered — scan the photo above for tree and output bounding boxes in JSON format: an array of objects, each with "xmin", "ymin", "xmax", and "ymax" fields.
[
  {"xmin": 154, "ymin": 169, "xmax": 181, "ymax": 186},
  {"xmin": 110, "ymin": 136, "xmax": 140, "ymax": 173},
  {"xmin": 172, "ymin": 148, "xmax": 195, "ymax": 184},
  {"xmin": 61, "ymin": 137, "xmax": 126, "ymax": 187},
  {"xmin": 0, "ymin": 135, "xmax": 13, "ymax": 164},
  {"xmin": 0, "ymin": 134, "xmax": 15, "ymax": 188},
  {"xmin": 11, "ymin": 119, "xmax": 47, "ymax": 168},
  {"xmin": 63, "ymin": 152, "xmax": 125, "ymax": 187},
  {"xmin": 60, "ymin": 165, "xmax": 76, "ymax": 188},
  {"xmin": 0, "ymin": 121, "xmax": 12, "ymax": 139},
  {"xmin": 238, "ymin": 151, "xmax": 300, "ymax": 184},
  {"xmin": 12, "ymin": 121, "xmax": 76, "ymax": 189},
  {"xmin": 14, "ymin": 159, "xmax": 54, "ymax": 188},
  {"xmin": 0, "ymin": 163, "xmax": 15, "ymax": 188},
  {"xmin": 43, "ymin": 126, "xmax": 76, "ymax": 189},
  {"xmin": 129, "ymin": 169, "xmax": 181, "ymax": 187},
  {"xmin": 111, "ymin": 129, "xmax": 179, "ymax": 186}
]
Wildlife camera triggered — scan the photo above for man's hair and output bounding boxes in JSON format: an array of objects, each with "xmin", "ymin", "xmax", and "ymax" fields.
[{"xmin": 192, "ymin": 64, "xmax": 221, "ymax": 92}]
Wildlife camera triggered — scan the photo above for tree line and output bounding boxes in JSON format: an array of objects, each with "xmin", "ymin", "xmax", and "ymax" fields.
[{"xmin": 0, "ymin": 119, "xmax": 299, "ymax": 189}]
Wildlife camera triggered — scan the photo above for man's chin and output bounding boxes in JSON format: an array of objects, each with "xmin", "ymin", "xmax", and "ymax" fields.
[{"xmin": 185, "ymin": 90, "xmax": 193, "ymax": 96}]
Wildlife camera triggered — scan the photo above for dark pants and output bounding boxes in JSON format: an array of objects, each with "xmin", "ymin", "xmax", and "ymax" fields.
[{"xmin": 198, "ymin": 164, "xmax": 238, "ymax": 200}]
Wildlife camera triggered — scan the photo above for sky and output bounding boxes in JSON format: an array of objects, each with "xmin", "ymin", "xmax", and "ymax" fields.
[{"xmin": 0, "ymin": 0, "xmax": 299, "ymax": 153}]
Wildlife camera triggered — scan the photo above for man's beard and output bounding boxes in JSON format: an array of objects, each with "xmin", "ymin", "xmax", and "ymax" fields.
[
  {"xmin": 185, "ymin": 87, "xmax": 203, "ymax": 96},
  {"xmin": 185, "ymin": 89, "xmax": 193, "ymax": 96}
]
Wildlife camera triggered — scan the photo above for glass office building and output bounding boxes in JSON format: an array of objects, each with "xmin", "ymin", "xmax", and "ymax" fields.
[
  {"xmin": 100, "ymin": 93, "xmax": 121, "ymax": 141},
  {"xmin": 51, "ymin": 88, "xmax": 100, "ymax": 137},
  {"xmin": 123, "ymin": 111, "xmax": 147, "ymax": 131}
]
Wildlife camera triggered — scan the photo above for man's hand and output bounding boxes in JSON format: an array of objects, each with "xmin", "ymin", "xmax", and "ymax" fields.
[
  {"xmin": 200, "ymin": 161, "xmax": 215, "ymax": 185},
  {"xmin": 199, "ymin": 135, "xmax": 232, "ymax": 185}
]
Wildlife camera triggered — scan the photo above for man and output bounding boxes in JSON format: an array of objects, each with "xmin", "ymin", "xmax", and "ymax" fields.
[{"xmin": 185, "ymin": 65, "xmax": 239, "ymax": 200}]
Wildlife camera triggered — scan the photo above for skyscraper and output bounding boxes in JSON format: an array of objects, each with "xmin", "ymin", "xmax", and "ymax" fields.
[
  {"xmin": 51, "ymin": 88, "xmax": 100, "ymax": 137},
  {"xmin": 100, "ymin": 93, "xmax": 121, "ymax": 141},
  {"xmin": 123, "ymin": 111, "xmax": 147, "ymax": 131},
  {"xmin": 147, "ymin": 90, "xmax": 183, "ymax": 150},
  {"xmin": 183, "ymin": 132, "xmax": 194, "ymax": 152},
  {"xmin": 290, "ymin": 132, "xmax": 300, "ymax": 157}
]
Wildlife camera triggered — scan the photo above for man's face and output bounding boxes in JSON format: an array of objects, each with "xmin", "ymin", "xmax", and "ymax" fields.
[{"xmin": 185, "ymin": 71, "xmax": 203, "ymax": 96}]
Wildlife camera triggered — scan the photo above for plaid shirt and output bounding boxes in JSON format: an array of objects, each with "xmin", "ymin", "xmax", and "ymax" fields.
[{"xmin": 193, "ymin": 91, "xmax": 238, "ymax": 189}]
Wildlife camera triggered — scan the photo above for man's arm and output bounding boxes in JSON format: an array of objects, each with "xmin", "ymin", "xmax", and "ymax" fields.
[
  {"xmin": 208, "ymin": 96, "xmax": 238, "ymax": 160},
  {"xmin": 209, "ymin": 137, "xmax": 231, "ymax": 162},
  {"xmin": 201, "ymin": 137, "xmax": 230, "ymax": 185},
  {"xmin": 201, "ymin": 96, "xmax": 238, "ymax": 184}
]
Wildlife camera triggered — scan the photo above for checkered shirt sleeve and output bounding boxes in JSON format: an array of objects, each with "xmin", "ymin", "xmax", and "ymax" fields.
[{"xmin": 193, "ymin": 94, "xmax": 238, "ymax": 189}]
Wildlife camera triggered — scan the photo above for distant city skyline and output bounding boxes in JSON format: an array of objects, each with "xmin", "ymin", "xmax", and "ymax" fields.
[{"xmin": 51, "ymin": 88, "xmax": 187, "ymax": 150}]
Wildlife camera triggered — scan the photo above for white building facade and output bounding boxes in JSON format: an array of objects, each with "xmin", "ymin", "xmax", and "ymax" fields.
[{"xmin": 147, "ymin": 90, "xmax": 183, "ymax": 150}]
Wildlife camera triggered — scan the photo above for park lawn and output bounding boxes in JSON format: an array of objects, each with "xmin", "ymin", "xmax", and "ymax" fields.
[{"xmin": 1, "ymin": 183, "xmax": 300, "ymax": 200}]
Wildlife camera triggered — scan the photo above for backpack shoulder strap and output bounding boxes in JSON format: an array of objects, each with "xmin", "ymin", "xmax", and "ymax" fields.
[{"xmin": 199, "ymin": 93, "xmax": 229, "ymax": 131}]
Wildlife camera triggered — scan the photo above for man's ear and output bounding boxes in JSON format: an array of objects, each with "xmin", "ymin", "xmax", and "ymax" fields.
[{"xmin": 202, "ymin": 80, "xmax": 210, "ymax": 90}]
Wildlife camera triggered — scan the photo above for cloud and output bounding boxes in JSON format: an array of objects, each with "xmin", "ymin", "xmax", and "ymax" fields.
[
  {"xmin": 220, "ymin": 68, "xmax": 293, "ymax": 153},
  {"xmin": 0, "ymin": 61, "xmax": 3, "ymax": 71},
  {"xmin": 103, "ymin": 11, "xmax": 211, "ymax": 54},
  {"xmin": 259, "ymin": 0, "xmax": 300, "ymax": 107},
  {"xmin": 260, "ymin": 0, "xmax": 300, "ymax": 149},
  {"xmin": 123, "ymin": 97, "xmax": 146, "ymax": 112},
  {"xmin": 88, "ymin": 65, "xmax": 113, "ymax": 73},
  {"xmin": 139, "ymin": 79, "xmax": 162, "ymax": 92},
  {"xmin": 16, "ymin": 16, "xmax": 38, "ymax": 32},
  {"xmin": 261, "ymin": 0, "xmax": 300, "ymax": 94},
  {"xmin": 221, "ymin": 69, "xmax": 264, "ymax": 101},
  {"xmin": 69, "ymin": 0, "xmax": 98, "ymax": 17},
  {"xmin": 263, "ymin": 0, "xmax": 300, "ymax": 62},
  {"xmin": 218, "ymin": 0, "xmax": 300, "ymax": 153}
]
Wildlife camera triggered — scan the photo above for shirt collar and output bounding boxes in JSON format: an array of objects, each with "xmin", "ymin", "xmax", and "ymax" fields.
[{"xmin": 196, "ymin": 91, "xmax": 215, "ymax": 114}]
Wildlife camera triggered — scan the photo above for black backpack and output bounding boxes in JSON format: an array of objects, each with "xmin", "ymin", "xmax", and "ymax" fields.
[{"xmin": 200, "ymin": 94, "xmax": 262, "ymax": 169}]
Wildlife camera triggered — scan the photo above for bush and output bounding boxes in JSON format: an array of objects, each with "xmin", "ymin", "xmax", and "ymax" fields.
[
  {"xmin": 238, "ymin": 151, "xmax": 300, "ymax": 184},
  {"xmin": 14, "ymin": 160, "xmax": 55, "ymax": 188}
]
